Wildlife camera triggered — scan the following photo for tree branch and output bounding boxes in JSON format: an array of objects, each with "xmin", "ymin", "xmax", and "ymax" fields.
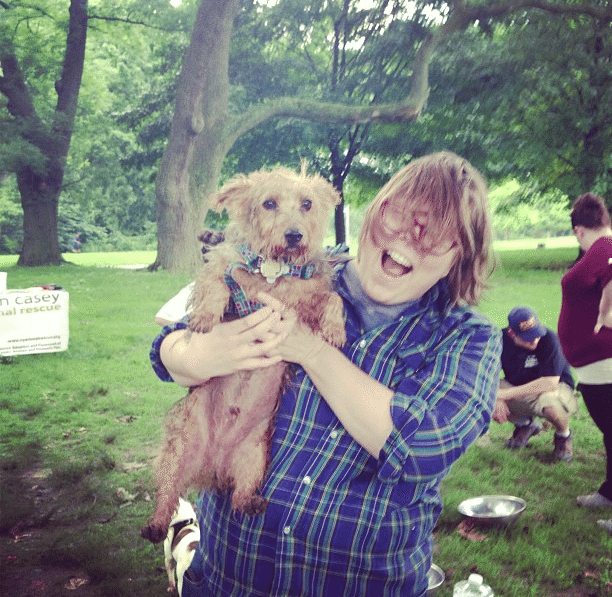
[
  {"xmin": 0, "ymin": 45, "xmax": 38, "ymax": 120},
  {"xmin": 87, "ymin": 14, "xmax": 188, "ymax": 33},
  {"xmin": 460, "ymin": 0, "xmax": 612, "ymax": 23},
  {"xmin": 225, "ymin": 8, "xmax": 454, "ymax": 148},
  {"xmin": 225, "ymin": 96, "xmax": 424, "ymax": 149}
]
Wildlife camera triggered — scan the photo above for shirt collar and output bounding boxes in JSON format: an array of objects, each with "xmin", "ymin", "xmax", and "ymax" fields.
[{"xmin": 335, "ymin": 259, "xmax": 453, "ymax": 327}]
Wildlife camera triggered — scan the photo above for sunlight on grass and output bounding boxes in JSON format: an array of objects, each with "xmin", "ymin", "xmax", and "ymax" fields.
[{"xmin": 0, "ymin": 251, "xmax": 157, "ymax": 269}]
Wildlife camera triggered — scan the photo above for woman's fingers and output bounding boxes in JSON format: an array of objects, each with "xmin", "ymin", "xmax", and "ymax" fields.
[{"xmin": 257, "ymin": 292, "xmax": 285, "ymax": 313}]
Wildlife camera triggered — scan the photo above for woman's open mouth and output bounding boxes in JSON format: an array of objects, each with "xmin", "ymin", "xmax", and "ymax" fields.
[{"xmin": 381, "ymin": 250, "xmax": 413, "ymax": 277}]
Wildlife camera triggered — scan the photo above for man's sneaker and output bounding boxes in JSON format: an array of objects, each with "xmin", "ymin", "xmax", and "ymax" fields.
[
  {"xmin": 552, "ymin": 432, "xmax": 572, "ymax": 462},
  {"xmin": 577, "ymin": 492, "xmax": 612, "ymax": 508},
  {"xmin": 597, "ymin": 519, "xmax": 612, "ymax": 534},
  {"xmin": 505, "ymin": 421, "xmax": 542, "ymax": 449}
]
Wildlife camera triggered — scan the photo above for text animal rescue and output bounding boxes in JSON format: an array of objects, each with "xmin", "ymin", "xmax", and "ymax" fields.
[{"xmin": 0, "ymin": 292, "xmax": 64, "ymax": 316}]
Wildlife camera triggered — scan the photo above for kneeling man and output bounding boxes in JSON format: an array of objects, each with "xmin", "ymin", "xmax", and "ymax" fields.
[{"xmin": 494, "ymin": 306, "xmax": 577, "ymax": 462}]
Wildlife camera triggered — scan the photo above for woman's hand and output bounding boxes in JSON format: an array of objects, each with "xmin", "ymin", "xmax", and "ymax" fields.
[
  {"xmin": 160, "ymin": 306, "xmax": 288, "ymax": 386},
  {"xmin": 257, "ymin": 293, "xmax": 325, "ymax": 367}
]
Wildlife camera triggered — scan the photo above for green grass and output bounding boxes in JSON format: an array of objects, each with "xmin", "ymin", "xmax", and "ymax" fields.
[
  {"xmin": 0, "ymin": 244, "xmax": 610, "ymax": 596},
  {"xmin": 0, "ymin": 251, "xmax": 157, "ymax": 269}
]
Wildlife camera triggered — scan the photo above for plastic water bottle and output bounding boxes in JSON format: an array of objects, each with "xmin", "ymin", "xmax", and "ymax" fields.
[{"xmin": 453, "ymin": 573, "xmax": 494, "ymax": 597}]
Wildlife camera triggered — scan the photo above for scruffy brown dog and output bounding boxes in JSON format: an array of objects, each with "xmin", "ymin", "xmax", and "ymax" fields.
[{"xmin": 141, "ymin": 167, "xmax": 346, "ymax": 543}]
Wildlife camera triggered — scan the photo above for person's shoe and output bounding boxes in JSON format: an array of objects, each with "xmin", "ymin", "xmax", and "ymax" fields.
[
  {"xmin": 552, "ymin": 432, "xmax": 572, "ymax": 462},
  {"xmin": 577, "ymin": 492, "xmax": 612, "ymax": 508},
  {"xmin": 597, "ymin": 519, "xmax": 612, "ymax": 534},
  {"xmin": 505, "ymin": 421, "xmax": 542, "ymax": 449}
]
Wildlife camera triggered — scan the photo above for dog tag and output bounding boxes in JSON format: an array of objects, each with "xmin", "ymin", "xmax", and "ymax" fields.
[{"xmin": 260, "ymin": 259, "xmax": 289, "ymax": 283}]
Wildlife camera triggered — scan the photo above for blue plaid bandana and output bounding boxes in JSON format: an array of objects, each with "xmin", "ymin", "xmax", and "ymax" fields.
[{"xmin": 224, "ymin": 243, "xmax": 316, "ymax": 318}]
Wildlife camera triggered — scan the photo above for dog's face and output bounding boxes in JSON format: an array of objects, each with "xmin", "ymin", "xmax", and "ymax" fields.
[{"xmin": 210, "ymin": 168, "xmax": 341, "ymax": 265}]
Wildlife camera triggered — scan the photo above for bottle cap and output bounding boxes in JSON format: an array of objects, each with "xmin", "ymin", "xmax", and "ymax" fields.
[{"xmin": 468, "ymin": 574, "xmax": 483, "ymax": 585}]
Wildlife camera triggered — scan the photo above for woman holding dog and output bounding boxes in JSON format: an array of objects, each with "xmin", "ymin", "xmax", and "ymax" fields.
[{"xmin": 151, "ymin": 151, "xmax": 502, "ymax": 597}]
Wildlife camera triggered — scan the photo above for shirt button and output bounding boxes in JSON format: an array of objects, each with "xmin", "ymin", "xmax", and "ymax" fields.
[
  {"xmin": 329, "ymin": 430, "xmax": 338, "ymax": 439},
  {"xmin": 359, "ymin": 339, "xmax": 366, "ymax": 348},
  {"xmin": 283, "ymin": 526, "xmax": 291, "ymax": 535},
  {"xmin": 303, "ymin": 476, "xmax": 311, "ymax": 485}
]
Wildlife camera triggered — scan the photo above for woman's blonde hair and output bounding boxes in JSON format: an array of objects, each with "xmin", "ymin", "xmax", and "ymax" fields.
[{"xmin": 359, "ymin": 151, "xmax": 494, "ymax": 305}]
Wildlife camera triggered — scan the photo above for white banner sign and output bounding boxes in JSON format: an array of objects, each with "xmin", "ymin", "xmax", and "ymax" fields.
[{"xmin": 0, "ymin": 289, "xmax": 69, "ymax": 356}]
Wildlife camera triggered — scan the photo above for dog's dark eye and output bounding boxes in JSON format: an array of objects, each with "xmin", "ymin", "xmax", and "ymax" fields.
[
  {"xmin": 263, "ymin": 199, "xmax": 277, "ymax": 210},
  {"xmin": 301, "ymin": 199, "xmax": 312, "ymax": 211}
]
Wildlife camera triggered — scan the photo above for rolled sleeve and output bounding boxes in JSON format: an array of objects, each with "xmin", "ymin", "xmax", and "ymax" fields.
[
  {"xmin": 377, "ymin": 323, "xmax": 502, "ymax": 483},
  {"xmin": 149, "ymin": 318, "xmax": 189, "ymax": 382}
]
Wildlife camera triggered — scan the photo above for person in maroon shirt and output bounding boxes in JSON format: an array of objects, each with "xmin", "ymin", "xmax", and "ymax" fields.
[{"xmin": 558, "ymin": 192, "xmax": 612, "ymax": 534}]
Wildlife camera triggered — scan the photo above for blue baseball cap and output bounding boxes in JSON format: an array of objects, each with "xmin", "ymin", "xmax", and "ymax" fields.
[{"xmin": 508, "ymin": 306, "xmax": 546, "ymax": 342}]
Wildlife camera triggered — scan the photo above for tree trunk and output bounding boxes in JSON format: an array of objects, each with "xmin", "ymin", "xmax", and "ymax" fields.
[
  {"xmin": 3, "ymin": 0, "xmax": 88, "ymax": 266},
  {"xmin": 157, "ymin": 0, "xmax": 612, "ymax": 272},
  {"xmin": 153, "ymin": 0, "xmax": 239, "ymax": 274},
  {"xmin": 17, "ymin": 181, "xmax": 63, "ymax": 266},
  {"xmin": 154, "ymin": 0, "xmax": 436, "ymax": 273}
]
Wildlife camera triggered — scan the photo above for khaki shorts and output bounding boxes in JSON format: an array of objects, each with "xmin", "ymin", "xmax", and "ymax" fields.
[{"xmin": 499, "ymin": 379, "xmax": 578, "ymax": 419}]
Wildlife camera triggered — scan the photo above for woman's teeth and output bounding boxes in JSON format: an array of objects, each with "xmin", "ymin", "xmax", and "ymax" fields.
[
  {"xmin": 388, "ymin": 250, "xmax": 411, "ymax": 268},
  {"xmin": 382, "ymin": 250, "xmax": 412, "ymax": 276}
]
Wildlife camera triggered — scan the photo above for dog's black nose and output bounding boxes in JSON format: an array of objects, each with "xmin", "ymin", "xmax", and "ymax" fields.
[{"xmin": 285, "ymin": 229, "xmax": 303, "ymax": 247}]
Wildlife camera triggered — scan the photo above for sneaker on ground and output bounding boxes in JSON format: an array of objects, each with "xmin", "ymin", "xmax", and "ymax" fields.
[
  {"xmin": 597, "ymin": 519, "xmax": 612, "ymax": 534},
  {"xmin": 552, "ymin": 432, "xmax": 572, "ymax": 462},
  {"xmin": 576, "ymin": 492, "xmax": 612, "ymax": 508},
  {"xmin": 505, "ymin": 422, "xmax": 542, "ymax": 449}
]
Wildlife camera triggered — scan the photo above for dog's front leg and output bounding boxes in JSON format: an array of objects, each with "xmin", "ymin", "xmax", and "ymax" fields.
[
  {"xmin": 318, "ymin": 292, "xmax": 347, "ymax": 347},
  {"xmin": 188, "ymin": 272, "xmax": 229, "ymax": 333}
]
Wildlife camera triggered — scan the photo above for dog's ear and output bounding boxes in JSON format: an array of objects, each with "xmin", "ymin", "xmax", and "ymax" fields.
[
  {"xmin": 209, "ymin": 174, "xmax": 251, "ymax": 216},
  {"xmin": 312, "ymin": 175, "xmax": 342, "ymax": 209}
]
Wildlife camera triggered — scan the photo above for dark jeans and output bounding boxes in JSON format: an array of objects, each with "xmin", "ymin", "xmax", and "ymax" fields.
[{"xmin": 578, "ymin": 383, "xmax": 612, "ymax": 501}]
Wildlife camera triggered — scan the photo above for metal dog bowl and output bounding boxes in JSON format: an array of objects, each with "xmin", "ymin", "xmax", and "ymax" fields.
[
  {"xmin": 427, "ymin": 563, "xmax": 444, "ymax": 595},
  {"xmin": 458, "ymin": 495, "xmax": 526, "ymax": 526}
]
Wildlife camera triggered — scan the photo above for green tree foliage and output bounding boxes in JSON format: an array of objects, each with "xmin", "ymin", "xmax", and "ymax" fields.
[
  {"xmin": 0, "ymin": 0, "xmax": 194, "ymax": 262},
  {"xmin": 408, "ymin": 9, "xmax": 612, "ymax": 203},
  {"xmin": 1, "ymin": 0, "xmax": 88, "ymax": 265},
  {"xmin": 2, "ymin": 0, "xmax": 611, "ymax": 267}
]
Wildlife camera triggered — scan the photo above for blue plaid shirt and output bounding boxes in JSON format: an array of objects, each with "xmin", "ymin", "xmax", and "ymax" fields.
[{"xmin": 150, "ymin": 262, "xmax": 501, "ymax": 597}]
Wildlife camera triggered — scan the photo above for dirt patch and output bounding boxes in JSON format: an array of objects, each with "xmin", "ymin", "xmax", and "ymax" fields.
[
  {"xmin": 0, "ymin": 566, "xmax": 102, "ymax": 597},
  {"xmin": 0, "ymin": 462, "xmax": 153, "ymax": 597}
]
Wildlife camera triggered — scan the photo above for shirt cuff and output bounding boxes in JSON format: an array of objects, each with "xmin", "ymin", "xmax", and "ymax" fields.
[
  {"xmin": 377, "ymin": 389, "xmax": 428, "ymax": 483},
  {"xmin": 150, "ymin": 318, "xmax": 189, "ymax": 382}
]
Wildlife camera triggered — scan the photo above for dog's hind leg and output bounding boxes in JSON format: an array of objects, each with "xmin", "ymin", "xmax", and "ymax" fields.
[
  {"xmin": 175, "ymin": 540, "xmax": 198, "ymax": 596},
  {"xmin": 211, "ymin": 366, "xmax": 284, "ymax": 515},
  {"xmin": 164, "ymin": 534, "xmax": 177, "ymax": 592},
  {"xmin": 142, "ymin": 390, "xmax": 214, "ymax": 543},
  {"xmin": 228, "ymin": 423, "xmax": 272, "ymax": 515}
]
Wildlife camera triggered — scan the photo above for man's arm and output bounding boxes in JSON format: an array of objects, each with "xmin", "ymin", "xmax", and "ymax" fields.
[
  {"xmin": 497, "ymin": 376, "xmax": 561, "ymax": 401},
  {"xmin": 493, "ymin": 376, "xmax": 560, "ymax": 424}
]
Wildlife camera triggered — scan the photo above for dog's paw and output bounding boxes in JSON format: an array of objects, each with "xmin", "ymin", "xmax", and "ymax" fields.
[
  {"xmin": 325, "ymin": 323, "xmax": 347, "ymax": 348},
  {"xmin": 233, "ymin": 494, "xmax": 268, "ymax": 516},
  {"xmin": 140, "ymin": 523, "xmax": 167, "ymax": 544},
  {"xmin": 188, "ymin": 313, "xmax": 215, "ymax": 334}
]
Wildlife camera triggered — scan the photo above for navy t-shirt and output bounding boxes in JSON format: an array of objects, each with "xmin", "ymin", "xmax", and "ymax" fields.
[{"xmin": 501, "ymin": 327, "xmax": 575, "ymax": 389}]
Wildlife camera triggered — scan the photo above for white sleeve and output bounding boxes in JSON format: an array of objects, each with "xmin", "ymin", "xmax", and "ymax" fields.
[{"xmin": 154, "ymin": 282, "xmax": 194, "ymax": 324}]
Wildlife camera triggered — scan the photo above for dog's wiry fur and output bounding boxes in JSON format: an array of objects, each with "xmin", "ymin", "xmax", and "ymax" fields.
[{"xmin": 141, "ymin": 167, "xmax": 346, "ymax": 543}]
